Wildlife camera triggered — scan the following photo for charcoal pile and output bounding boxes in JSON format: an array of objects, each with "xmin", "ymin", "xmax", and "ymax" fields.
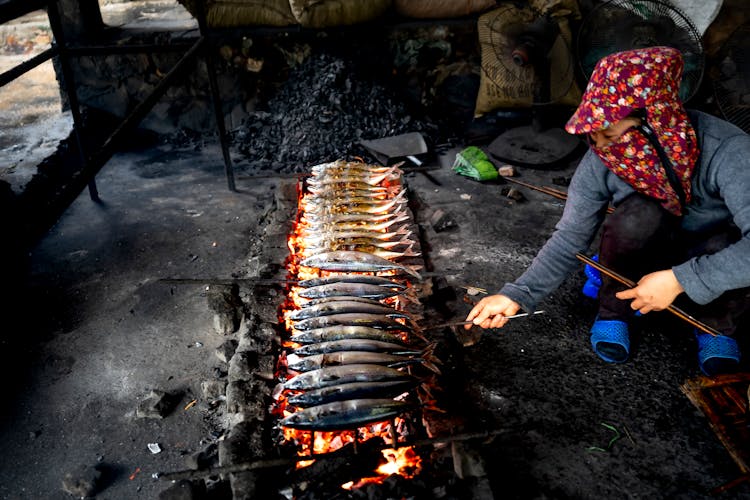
[{"xmin": 233, "ymin": 50, "xmax": 444, "ymax": 174}]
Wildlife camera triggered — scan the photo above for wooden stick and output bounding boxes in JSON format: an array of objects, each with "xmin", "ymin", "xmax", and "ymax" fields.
[
  {"xmin": 575, "ymin": 253, "xmax": 721, "ymax": 337},
  {"xmin": 155, "ymin": 429, "xmax": 514, "ymax": 481}
]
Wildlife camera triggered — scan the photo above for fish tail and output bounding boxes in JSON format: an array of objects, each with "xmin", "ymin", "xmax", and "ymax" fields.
[
  {"xmin": 420, "ymin": 359, "xmax": 442, "ymax": 375},
  {"xmin": 397, "ymin": 264, "xmax": 422, "ymax": 281},
  {"xmin": 399, "ymin": 242, "xmax": 421, "ymax": 257},
  {"xmin": 420, "ymin": 343, "xmax": 442, "ymax": 375},
  {"xmin": 392, "ymin": 188, "xmax": 408, "ymax": 205},
  {"xmin": 381, "ymin": 212, "xmax": 409, "ymax": 230},
  {"xmin": 387, "ymin": 358, "xmax": 427, "ymax": 370},
  {"xmin": 394, "ymin": 233, "xmax": 416, "ymax": 247},
  {"xmin": 394, "ymin": 224, "xmax": 412, "ymax": 236},
  {"xmin": 370, "ymin": 165, "xmax": 401, "ymax": 185}
]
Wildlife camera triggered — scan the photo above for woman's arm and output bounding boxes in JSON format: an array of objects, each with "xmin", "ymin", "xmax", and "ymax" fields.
[{"xmin": 498, "ymin": 152, "xmax": 614, "ymax": 313}]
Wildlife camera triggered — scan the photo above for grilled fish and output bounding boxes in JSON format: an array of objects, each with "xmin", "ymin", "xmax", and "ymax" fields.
[
  {"xmin": 310, "ymin": 160, "xmax": 397, "ymax": 175},
  {"xmin": 308, "ymin": 165, "xmax": 401, "ymax": 185},
  {"xmin": 303, "ymin": 243, "xmax": 420, "ymax": 260},
  {"xmin": 297, "ymin": 282, "xmax": 403, "ymax": 300},
  {"xmin": 286, "ymin": 380, "xmax": 418, "ymax": 408},
  {"xmin": 291, "ymin": 325, "xmax": 408, "ymax": 344},
  {"xmin": 283, "ymin": 363, "xmax": 413, "ymax": 391},
  {"xmin": 300, "ymin": 251, "xmax": 422, "ymax": 280},
  {"xmin": 302, "ymin": 211, "xmax": 407, "ymax": 226},
  {"xmin": 292, "ymin": 312, "xmax": 411, "ymax": 331},
  {"xmin": 301, "ymin": 217, "xmax": 410, "ymax": 234},
  {"xmin": 280, "ymin": 398, "xmax": 413, "ymax": 430},
  {"xmin": 299, "ymin": 226, "xmax": 411, "ymax": 244},
  {"xmin": 293, "ymin": 338, "xmax": 417, "ymax": 356},
  {"xmin": 298, "ymin": 274, "xmax": 406, "ymax": 290},
  {"xmin": 288, "ymin": 300, "xmax": 412, "ymax": 321},
  {"xmin": 287, "ymin": 351, "xmax": 419, "ymax": 372},
  {"xmin": 298, "ymin": 296, "xmax": 388, "ymax": 308}
]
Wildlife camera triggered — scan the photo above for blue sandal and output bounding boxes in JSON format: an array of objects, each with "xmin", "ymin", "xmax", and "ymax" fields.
[
  {"xmin": 582, "ymin": 255, "xmax": 642, "ymax": 317},
  {"xmin": 695, "ymin": 330, "xmax": 740, "ymax": 377},
  {"xmin": 582, "ymin": 254, "xmax": 602, "ymax": 299},
  {"xmin": 590, "ymin": 318, "xmax": 630, "ymax": 363}
]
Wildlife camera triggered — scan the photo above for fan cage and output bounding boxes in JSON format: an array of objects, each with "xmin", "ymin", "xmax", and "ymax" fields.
[
  {"xmin": 479, "ymin": 4, "xmax": 577, "ymax": 105},
  {"xmin": 576, "ymin": 0, "xmax": 704, "ymax": 103},
  {"xmin": 713, "ymin": 23, "xmax": 750, "ymax": 134}
]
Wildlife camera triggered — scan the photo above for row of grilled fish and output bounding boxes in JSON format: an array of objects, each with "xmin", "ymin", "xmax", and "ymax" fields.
[{"xmin": 279, "ymin": 161, "xmax": 426, "ymax": 431}]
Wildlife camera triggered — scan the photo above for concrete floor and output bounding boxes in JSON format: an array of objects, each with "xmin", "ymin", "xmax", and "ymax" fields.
[
  {"xmin": 2, "ymin": 4, "xmax": 750, "ymax": 497},
  {"xmin": 0, "ymin": 142, "xmax": 275, "ymax": 498},
  {"xmin": 1, "ymin": 140, "xmax": 749, "ymax": 498}
]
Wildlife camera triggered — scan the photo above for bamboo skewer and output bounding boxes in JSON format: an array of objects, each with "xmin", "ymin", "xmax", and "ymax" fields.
[{"xmin": 575, "ymin": 253, "xmax": 720, "ymax": 337}]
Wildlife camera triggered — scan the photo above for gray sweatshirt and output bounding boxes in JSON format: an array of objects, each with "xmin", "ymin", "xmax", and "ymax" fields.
[{"xmin": 499, "ymin": 110, "xmax": 750, "ymax": 312}]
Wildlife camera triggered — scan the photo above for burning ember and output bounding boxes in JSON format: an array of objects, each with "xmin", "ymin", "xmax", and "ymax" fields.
[{"xmin": 272, "ymin": 159, "xmax": 435, "ymax": 485}]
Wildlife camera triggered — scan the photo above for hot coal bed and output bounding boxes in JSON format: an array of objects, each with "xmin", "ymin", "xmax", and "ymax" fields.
[
  {"xmin": 274, "ymin": 160, "xmax": 432, "ymax": 492},
  {"xmin": 159, "ymin": 161, "xmax": 501, "ymax": 499}
]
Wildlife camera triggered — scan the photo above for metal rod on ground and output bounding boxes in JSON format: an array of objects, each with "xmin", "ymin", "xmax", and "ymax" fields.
[
  {"xmin": 156, "ymin": 429, "xmax": 516, "ymax": 481},
  {"xmin": 425, "ymin": 310, "xmax": 546, "ymax": 330},
  {"xmin": 502, "ymin": 177, "xmax": 615, "ymax": 214},
  {"xmin": 158, "ymin": 278, "xmax": 296, "ymax": 286},
  {"xmin": 575, "ymin": 253, "xmax": 721, "ymax": 337},
  {"xmin": 711, "ymin": 473, "xmax": 750, "ymax": 495}
]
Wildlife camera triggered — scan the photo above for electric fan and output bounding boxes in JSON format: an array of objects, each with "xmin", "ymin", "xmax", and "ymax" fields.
[
  {"xmin": 576, "ymin": 0, "xmax": 704, "ymax": 103},
  {"xmin": 712, "ymin": 22, "xmax": 750, "ymax": 134},
  {"xmin": 479, "ymin": 2, "xmax": 583, "ymax": 168}
]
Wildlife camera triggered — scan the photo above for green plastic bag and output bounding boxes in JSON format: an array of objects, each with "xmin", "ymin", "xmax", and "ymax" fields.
[{"xmin": 452, "ymin": 146, "xmax": 498, "ymax": 181}]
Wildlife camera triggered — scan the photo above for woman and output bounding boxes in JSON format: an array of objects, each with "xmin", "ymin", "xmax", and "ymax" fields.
[{"xmin": 465, "ymin": 46, "xmax": 750, "ymax": 376}]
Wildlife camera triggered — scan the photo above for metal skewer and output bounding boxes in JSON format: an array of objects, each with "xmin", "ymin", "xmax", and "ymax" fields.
[
  {"xmin": 425, "ymin": 310, "xmax": 545, "ymax": 330},
  {"xmin": 575, "ymin": 253, "xmax": 720, "ymax": 337},
  {"xmin": 501, "ymin": 176, "xmax": 615, "ymax": 214}
]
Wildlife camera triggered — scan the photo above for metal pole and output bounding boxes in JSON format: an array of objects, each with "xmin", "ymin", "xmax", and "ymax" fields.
[
  {"xmin": 84, "ymin": 37, "xmax": 206, "ymax": 171},
  {"xmin": 46, "ymin": 0, "xmax": 99, "ymax": 201},
  {"xmin": 0, "ymin": 47, "xmax": 57, "ymax": 87},
  {"xmin": 196, "ymin": 3, "xmax": 236, "ymax": 191}
]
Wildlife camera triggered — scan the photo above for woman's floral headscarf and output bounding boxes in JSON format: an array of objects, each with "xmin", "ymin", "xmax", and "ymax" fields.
[{"xmin": 565, "ymin": 46, "xmax": 699, "ymax": 215}]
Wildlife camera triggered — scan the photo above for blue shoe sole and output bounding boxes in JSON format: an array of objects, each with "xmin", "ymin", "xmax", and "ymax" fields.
[
  {"xmin": 582, "ymin": 255, "xmax": 642, "ymax": 317},
  {"xmin": 590, "ymin": 319, "xmax": 630, "ymax": 363},
  {"xmin": 695, "ymin": 331, "xmax": 740, "ymax": 377},
  {"xmin": 583, "ymin": 255, "xmax": 602, "ymax": 299}
]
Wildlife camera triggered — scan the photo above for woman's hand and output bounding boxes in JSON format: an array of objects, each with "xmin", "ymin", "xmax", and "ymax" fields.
[
  {"xmin": 615, "ymin": 269, "xmax": 684, "ymax": 314},
  {"xmin": 464, "ymin": 294, "xmax": 521, "ymax": 329}
]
